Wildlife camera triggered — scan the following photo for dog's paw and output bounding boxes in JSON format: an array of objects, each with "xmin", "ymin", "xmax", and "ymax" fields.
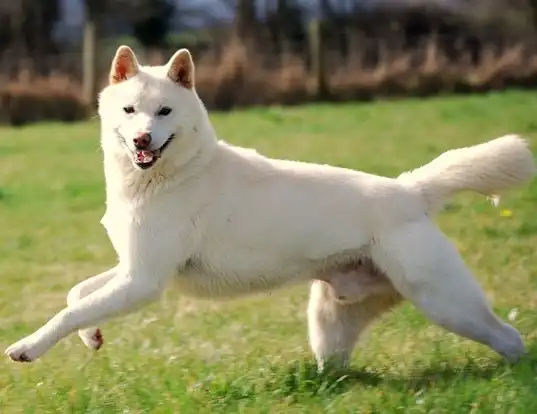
[
  {"xmin": 78, "ymin": 327, "xmax": 104, "ymax": 351},
  {"xmin": 5, "ymin": 335, "xmax": 46, "ymax": 363}
]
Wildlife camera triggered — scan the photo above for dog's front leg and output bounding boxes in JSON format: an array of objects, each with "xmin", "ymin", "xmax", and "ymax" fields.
[
  {"xmin": 6, "ymin": 212, "xmax": 193, "ymax": 363},
  {"xmin": 5, "ymin": 270, "xmax": 168, "ymax": 363},
  {"xmin": 66, "ymin": 266, "xmax": 118, "ymax": 351}
]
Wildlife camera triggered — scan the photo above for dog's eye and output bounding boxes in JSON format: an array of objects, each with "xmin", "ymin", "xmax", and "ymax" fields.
[
  {"xmin": 158, "ymin": 107, "xmax": 172, "ymax": 116},
  {"xmin": 123, "ymin": 106, "xmax": 135, "ymax": 114}
]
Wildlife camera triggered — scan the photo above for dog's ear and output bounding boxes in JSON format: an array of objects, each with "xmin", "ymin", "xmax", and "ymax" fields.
[
  {"xmin": 166, "ymin": 49, "xmax": 195, "ymax": 89},
  {"xmin": 109, "ymin": 45, "xmax": 139, "ymax": 85}
]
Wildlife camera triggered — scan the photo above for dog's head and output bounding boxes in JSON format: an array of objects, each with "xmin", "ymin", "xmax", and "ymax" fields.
[{"xmin": 98, "ymin": 45, "xmax": 206, "ymax": 171}]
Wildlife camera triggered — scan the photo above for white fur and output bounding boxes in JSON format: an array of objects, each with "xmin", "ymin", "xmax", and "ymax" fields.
[{"xmin": 6, "ymin": 46, "xmax": 535, "ymax": 369}]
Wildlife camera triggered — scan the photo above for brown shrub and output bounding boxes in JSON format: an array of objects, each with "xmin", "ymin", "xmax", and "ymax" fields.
[
  {"xmin": 2, "ymin": 36, "xmax": 537, "ymax": 125},
  {"xmin": 194, "ymin": 37, "xmax": 537, "ymax": 109},
  {"xmin": 195, "ymin": 40, "xmax": 310, "ymax": 109},
  {"xmin": 0, "ymin": 71, "xmax": 88, "ymax": 126}
]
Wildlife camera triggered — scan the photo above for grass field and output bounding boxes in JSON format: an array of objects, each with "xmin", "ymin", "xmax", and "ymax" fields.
[{"xmin": 1, "ymin": 90, "xmax": 537, "ymax": 413}]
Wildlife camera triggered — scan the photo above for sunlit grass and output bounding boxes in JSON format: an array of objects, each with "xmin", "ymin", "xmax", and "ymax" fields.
[{"xmin": 1, "ymin": 90, "xmax": 537, "ymax": 413}]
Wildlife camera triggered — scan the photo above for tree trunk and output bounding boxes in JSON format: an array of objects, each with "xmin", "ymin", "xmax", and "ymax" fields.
[
  {"xmin": 82, "ymin": 17, "xmax": 97, "ymax": 109},
  {"xmin": 235, "ymin": 0, "xmax": 256, "ymax": 39},
  {"xmin": 309, "ymin": 19, "xmax": 329, "ymax": 100}
]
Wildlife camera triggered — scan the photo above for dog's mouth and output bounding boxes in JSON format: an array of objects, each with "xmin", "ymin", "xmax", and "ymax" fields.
[
  {"xmin": 133, "ymin": 136, "xmax": 174, "ymax": 170},
  {"xmin": 117, "ymin": 131, "xmax": 175, "ymax": 170}
]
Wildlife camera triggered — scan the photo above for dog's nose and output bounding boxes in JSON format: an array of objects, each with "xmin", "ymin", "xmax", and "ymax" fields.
[{"xmin": 133, "ymin": 132, "xmax": 152, "ymax": 149}]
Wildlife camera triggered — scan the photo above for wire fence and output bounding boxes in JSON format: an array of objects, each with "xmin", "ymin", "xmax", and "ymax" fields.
[{"xmin": 1, "ymin": 29, "xmax": 537, "ymax": 125}]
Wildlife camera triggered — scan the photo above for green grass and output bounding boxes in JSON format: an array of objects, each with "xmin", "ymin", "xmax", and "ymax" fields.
[{"xmin": 2, "ymin": 90, "xmax": 537, "ymax": 413}]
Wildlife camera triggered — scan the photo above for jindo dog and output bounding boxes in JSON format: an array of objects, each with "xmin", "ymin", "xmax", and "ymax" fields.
[{"xmin": 6, "ymin": 46, "xmax": 535, "ymax": 369}]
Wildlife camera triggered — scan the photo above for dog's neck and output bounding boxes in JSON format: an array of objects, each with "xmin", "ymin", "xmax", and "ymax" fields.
[{"xmin": 103, "ymin": 119, "xmax": 218, "ymax": 207}]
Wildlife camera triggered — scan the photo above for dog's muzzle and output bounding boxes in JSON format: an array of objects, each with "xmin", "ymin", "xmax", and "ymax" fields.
[{"xmin": 116, "ymin": 130, "xmax": 175, "ymax": 170}]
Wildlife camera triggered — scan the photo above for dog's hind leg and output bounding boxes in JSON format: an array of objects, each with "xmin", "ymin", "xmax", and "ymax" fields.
[
  {"xmin": 308, "ymin": 279, "xmax": 401, "ymax": 371},
  {"xmin": 371, "ymin": 219, "xmax": 526, "ymax": 362},
  {"xmin": 67, "ymin": 266, "xmax": 117, "ymax": 350}
]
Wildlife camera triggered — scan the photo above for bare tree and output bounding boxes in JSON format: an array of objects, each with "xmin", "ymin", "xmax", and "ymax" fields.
[
  {"xmin": 235, "ymin": 0, "xmax": 257, "ymax": 38},
  {"xmin": 0, "ymin": 0, "xmax": 60, "ymax": 59}
]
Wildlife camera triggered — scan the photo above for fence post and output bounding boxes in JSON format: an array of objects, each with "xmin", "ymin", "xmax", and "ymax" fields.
[
  {"xmin": 309, "ymin": 19, "xmax": 329, "ymax": 100},
  {"xmin": 82, "ymin": 18, "xmax": 97, "ymax": 111}
]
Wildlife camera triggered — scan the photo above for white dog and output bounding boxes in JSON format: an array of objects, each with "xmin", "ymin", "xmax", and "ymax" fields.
[{"xmin": 6, "ymin": 46, "xmax": 535, "ymax": 370}]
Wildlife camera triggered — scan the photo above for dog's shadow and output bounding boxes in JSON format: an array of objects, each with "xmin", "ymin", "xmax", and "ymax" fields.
[
  {"xmin": 257, "ymin": 343, "xmax": 537, "ymax": 398},
  {"xmin": 205, "ymin": 344, "xmax": 537, "ymax": 406},
  {"xmin": 339, "ymin": 362, "xmax": 498, "ymax": 391}
]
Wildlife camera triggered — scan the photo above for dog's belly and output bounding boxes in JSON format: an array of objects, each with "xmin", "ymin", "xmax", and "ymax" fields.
[
  {"xmin": 317, "ymin": 257, "xmax": 399, "ymax": 305},
  {"xmin": 172, "ymin": 248, "xmax": 384, "ymax": 300},
  {"xmin": 173, "ymin": 257, "xmax": 311, "ymax": 299}
]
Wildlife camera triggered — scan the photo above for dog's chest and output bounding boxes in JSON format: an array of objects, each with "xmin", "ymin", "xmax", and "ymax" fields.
[{"xmin": 100, "ymin": 210, "xmax": 130, "ymax": 257}]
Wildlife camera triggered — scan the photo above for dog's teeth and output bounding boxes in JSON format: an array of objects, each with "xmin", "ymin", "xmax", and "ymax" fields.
[{"xmin": 136, "ymin": 150, "xmax": 154, "ymax": 164}]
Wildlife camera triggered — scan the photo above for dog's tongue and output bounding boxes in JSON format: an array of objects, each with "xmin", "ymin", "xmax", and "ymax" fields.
[{"xmin": 135, "ymin": 150, "xmax": 154, "ymax": 164}]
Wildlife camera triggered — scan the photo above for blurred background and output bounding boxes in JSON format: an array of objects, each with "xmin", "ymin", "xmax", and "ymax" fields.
[{"xmin": 1, "ymin": 0, "xmax": 537, "ymax": 125}]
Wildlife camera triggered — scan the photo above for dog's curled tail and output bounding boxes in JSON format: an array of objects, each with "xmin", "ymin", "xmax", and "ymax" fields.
[{"xmin": 397, "ymin": 134, "xmax": 535, "ymax": 213}]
